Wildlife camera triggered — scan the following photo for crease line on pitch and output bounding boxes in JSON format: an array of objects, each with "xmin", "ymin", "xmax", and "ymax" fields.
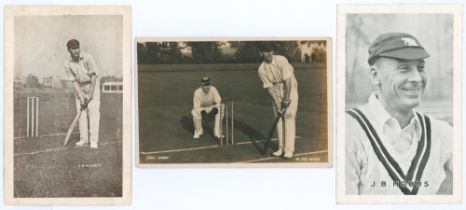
[
  {"xmin": 140, "ymin": 136, "xmax": 303, "ymax": 155},
  {"xmin": 14, "ymin": 131, "xmax": 79, "ymax": 140},
  {"xmin": 235, "ymin": 136, "xmax": 302, "ymax": 145},
  {"xmin": 140, "ymin": 145, "xmax": 220, "ymax": 155},
  {"xmin": 14, "ymin": 141, "xmax": 120, "ymax": 157}
]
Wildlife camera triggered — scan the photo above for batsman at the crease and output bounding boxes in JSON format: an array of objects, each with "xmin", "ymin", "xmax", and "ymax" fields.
[
  {"xmin": 64, "ymin": 39, "xmax": 101, "ymax": 149},
  {"xmin": 258, "ymin": 44, "xmax": 299, "ymax": 159}
]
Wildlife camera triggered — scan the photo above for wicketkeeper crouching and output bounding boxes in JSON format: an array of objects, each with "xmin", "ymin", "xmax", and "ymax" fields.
[{"xmin": 191, "ymin": 77, "xmax": 224, "ymax": 140}]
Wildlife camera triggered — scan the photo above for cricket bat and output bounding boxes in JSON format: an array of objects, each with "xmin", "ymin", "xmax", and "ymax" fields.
[
  {"xmin": 262, "ymin": 99, "xmax": 291, "ymax": 155},
  {"xmin": 64, "ymin": 98, "xmax": 88, "ymax": 146},
  {"xmin": 262, "ymin": 111, "xmax": 285, "ymax": 155},
  {"xmin": 64, "ymin": 110, "xmax": 83, "ymax": 146}
]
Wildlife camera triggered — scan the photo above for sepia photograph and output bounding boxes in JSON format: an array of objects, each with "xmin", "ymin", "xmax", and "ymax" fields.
[
  {"xmin": 136, "ymin": 38, "xmax": 332, "ymax": 167},
  {"xmin": 336, "ymin": 5, "xmax": 462, "ymax": 203},
  {"xmin": 3, "ymin": 6, "xmax": 132, "ymax": 205}
]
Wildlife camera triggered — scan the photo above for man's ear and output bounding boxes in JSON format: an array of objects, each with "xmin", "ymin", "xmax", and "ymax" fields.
[{"xmin": 370, "ymin": 65, "xmax": 380, "ymax": 85}]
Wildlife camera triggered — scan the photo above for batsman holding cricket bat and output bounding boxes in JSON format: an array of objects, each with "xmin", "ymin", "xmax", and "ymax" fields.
[
  {"xmin": 258, "ymin": 43, "xmax": 299, "ymax": 159},
  {"xmin": 64, "ymin": 39, "xmax": 101, "ymax": 149}
]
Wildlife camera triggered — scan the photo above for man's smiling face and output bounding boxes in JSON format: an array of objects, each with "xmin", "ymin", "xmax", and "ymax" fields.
[{"xmin": 372, "ymin": 57, "xmax": 427, "ymax": 112}]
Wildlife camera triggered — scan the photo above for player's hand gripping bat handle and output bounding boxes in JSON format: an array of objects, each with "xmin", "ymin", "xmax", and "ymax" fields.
[{"xmin": 81, "ymin": 98, "xmax": 89, "ymax": 110}]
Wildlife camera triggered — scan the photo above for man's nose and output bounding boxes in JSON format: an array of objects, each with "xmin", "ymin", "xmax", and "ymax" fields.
[{"xmin": 408, "ymin": 68, "xmax": 422, "ymax": 82}]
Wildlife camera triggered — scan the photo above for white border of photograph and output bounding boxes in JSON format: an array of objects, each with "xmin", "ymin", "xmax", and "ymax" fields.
[
  {"xmin": 3, "ymin": 6, "xmax": 132, "ymax": 205},
  {"xmin": 135, "ymin": 37, "xmax": 333, "ymax": 168},
  {"xmin": 336, "ymin": 4, "xmax": 462, "ymax": 203}
]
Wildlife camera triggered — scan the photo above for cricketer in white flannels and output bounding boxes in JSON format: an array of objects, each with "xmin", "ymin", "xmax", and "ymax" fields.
[{"xmin": 64, "ymin": 39, "xmax": 101, "ymax": 149}]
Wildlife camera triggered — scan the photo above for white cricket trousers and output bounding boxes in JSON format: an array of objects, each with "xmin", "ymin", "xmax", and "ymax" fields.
[
  {"xmin": 75, "ymin": 81, "xmax": 101, "ymax": 144},
  {"xmin": 191, "ymin": 104, "xmax": 224, "ymax": 137},
  {"xmin": 272, "ymin": 84, "xmax": 298, "ymax": 154}
]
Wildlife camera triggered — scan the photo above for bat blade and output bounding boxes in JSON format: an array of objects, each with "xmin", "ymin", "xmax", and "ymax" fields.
[
  {"xmin": 262, "ymin": 114, "xmax": 283, "ymax": 155},
  {"xmin": 64, "ymin": 110, "xmax": 82, "ymax": 146}
]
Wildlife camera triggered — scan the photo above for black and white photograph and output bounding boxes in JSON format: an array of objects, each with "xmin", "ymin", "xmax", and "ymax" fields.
[
  {"xmin": 136, "ymin": 38, "xmax": 332, "ymax": 167},
  {"xmin": 336, "ymin": 5, "xmax": 462, "ymax": 203},
  {"xmin": 3, "ymin": 6, "xmax": 132, "ymax": 205}
]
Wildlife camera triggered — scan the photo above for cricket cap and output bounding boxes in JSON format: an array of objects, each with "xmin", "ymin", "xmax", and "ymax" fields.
[
  {"xmin": 201, "ymin": 76, "xmax": 211, "ymax": 85},
  {"xmin": 67, "ymin": 39, "xmax": 80, "ymax": 49},
  {"xmin": 368, "ymin": 32, "xmax": 430, "ymax": 65}
]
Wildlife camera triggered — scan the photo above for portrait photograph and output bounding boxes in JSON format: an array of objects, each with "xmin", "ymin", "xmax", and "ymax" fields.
[
  {"xmin": 3, "ymin": 6, "xmax": 132, "ymax": 205},
  {"xmin": 136, "ymin": 38, "xmax": 332, "ymax": 167},
  {"xmin": 336, "ymin": 5, "xmax": 462, "ymax": 203}
]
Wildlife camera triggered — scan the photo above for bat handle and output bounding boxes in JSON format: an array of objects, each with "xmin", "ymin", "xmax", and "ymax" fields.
[{"xmin": 81, "ymin": 98, "xmax": 89, "ymax": 110}]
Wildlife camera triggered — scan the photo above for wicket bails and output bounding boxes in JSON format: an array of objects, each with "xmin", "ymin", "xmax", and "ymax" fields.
[
  {"xmin": 220, "ymin": 100, "xmax": 234, "ymax": 146},
  {"xmin": 26, "ymin": 96, "xmax": 39, "ymax": 138}
]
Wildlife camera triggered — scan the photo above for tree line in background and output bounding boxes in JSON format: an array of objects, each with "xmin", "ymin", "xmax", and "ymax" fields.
[
  {"xmin": 137, "ymin": 41, "xmax": 326, "ymax": 64},
  {"xmin": 16, "ymin": 74, "xmax": 122, "ymax": 89}
]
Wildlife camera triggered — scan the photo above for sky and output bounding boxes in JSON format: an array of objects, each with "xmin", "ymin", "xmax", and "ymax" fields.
[{"xmin": 14, "ymin": 15, "xmax": 123, "ymax": 80}]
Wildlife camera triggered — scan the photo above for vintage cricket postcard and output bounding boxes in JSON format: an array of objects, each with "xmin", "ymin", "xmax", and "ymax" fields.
[
  {"xmin": 136, "ymin": 38, "xmax": 332, "ymax": 167},
  {"xmin": 4, "ymin": 6, "xmax": 132, "ymax": 205},
  {"xmin": 336, "ymin": 5, "xmax": 462, "ymax": 203}
]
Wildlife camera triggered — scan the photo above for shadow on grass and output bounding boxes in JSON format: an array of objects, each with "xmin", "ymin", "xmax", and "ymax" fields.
[
  {"xmin": 180, "ymin": 115, "xmax": 277, "ymax": 154},
  {"xmin": 179, "ymin": 115, "xmax": 217, "ymax": 143},
  {"xmin": 180, "ymin": 115, "xmax": 194, "ymax": 136},
  {"xmin": 232, "ymin": 119, "xmax": 277, "ymax": 155}
]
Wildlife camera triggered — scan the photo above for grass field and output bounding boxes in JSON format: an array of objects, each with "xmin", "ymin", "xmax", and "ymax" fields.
[
  {"xmin": 138, "ymin": 63, "xmax": 329, "ymax": 164},
  {"xmin": 13, "ymin": 88, "xmax": 123, "ymax": 197}
]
